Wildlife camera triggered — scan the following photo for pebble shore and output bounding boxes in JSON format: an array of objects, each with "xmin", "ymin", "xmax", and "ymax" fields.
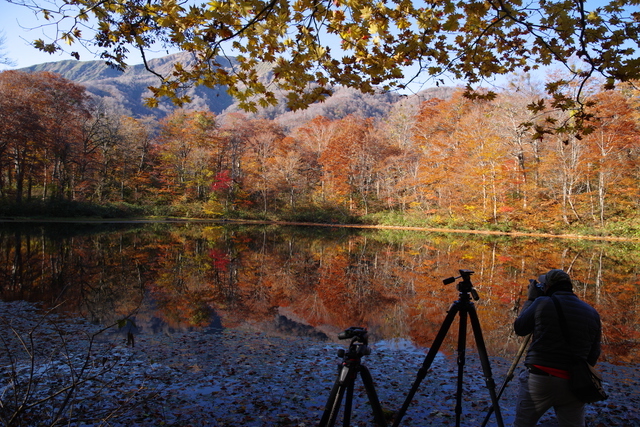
[{"xmin": 1, "ymin": 301, "xmax": 638, "ymax": 426}]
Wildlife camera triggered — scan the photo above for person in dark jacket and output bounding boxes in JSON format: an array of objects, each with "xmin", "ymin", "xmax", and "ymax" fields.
[{"xmin": 513, "ymin": 268, "xmax": 601, "ymax": 427}]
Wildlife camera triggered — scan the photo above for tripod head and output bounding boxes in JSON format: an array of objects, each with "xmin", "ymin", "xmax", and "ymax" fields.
[
  {"xmin": 337, "ymin": 327, "xmax": 371, "ymax": 358},
  {"xmin": 443, "ymin": 269, "xmax": 480, "ymax": 301}
]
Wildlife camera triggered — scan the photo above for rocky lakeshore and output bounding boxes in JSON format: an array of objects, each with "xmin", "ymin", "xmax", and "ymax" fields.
[{"xmin": 1, "ymin": 301, "xmax": 638, "ymax": 426}]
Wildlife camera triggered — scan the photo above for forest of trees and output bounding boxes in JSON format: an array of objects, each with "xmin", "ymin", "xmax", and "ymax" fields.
[{"xmin": 1, "ymin": 69, "xmax": 640, "ymax": 235}]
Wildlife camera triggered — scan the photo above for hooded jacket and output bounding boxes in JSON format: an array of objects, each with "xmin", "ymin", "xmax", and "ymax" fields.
[{"xmin": 514, "ymin": 290, "xmax": 601, "ymax": 369}]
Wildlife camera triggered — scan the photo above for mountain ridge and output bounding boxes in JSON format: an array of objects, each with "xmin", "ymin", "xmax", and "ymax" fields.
[{"xmin": 20, "ymin": 52, "xmax": 458, "ymax": 126}]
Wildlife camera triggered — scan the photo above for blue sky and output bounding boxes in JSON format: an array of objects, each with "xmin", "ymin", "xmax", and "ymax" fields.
[
  {"xmin": 0, "ymin": 0, "xmax": 172, "ymax": 70},
  {"xmin": 1, "ymin": 1, "xmax": 71, "ymax": 69}
]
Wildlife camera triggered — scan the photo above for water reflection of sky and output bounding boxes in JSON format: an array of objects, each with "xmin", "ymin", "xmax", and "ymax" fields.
[{"xmin": 0, "ymin": 221, "xmax": 637, "ymax": 364}]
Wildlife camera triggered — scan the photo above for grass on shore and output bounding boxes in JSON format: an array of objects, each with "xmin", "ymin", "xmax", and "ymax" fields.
[{"xmin": 2, "ymin": 199, "xmax": 640, "ymax": 239}]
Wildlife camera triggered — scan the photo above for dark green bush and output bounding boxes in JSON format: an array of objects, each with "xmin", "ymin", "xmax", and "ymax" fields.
[
  {"xmin": 0, "ymin": 199, "xmax": 144, "ymax": 219},
  {"xmin": 281, "ymin": 206, "xmax": 361, "ymax": 224}
]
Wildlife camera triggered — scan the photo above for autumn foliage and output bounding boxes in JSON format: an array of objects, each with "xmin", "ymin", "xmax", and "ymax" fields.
[
  {"xmin": 2, "ymin": 70, "xmax": 640, "ymax": 235},
  {"xmin": 0, "ymin": 71, "xmax": 90, "ymax": 202}
]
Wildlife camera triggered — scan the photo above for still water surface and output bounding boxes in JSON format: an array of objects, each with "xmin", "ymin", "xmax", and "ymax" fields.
[{"xmin": 1, "ymin": 221, "xmax": 638, "ymax": 364}]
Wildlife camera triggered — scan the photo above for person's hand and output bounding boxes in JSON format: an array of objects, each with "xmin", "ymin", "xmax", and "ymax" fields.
[{"xmin": 528, "ymin": 279, "xmax": 544, "ymax": 301}]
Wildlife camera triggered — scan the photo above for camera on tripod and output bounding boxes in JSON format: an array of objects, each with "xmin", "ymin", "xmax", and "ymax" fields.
[
  {"xmin": 337, "ymin": 327, "xmax": 370, "ymax": 358},
  {"xmin": 320, "ymin": 269, "xmax": 505, "ymax": 427},
  {"xmin": 443, "ymin": 269, "xmax": 479, "ymax": 300},
  {"xmin": 391, "ymin": 268, "xmax": 505, "ymax": 427},
  {"xmin": 338, "ymin": 326, "xmax": 368, "ymax": 341}
]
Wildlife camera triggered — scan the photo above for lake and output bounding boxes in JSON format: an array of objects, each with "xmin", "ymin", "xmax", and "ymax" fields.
[{"xmin": 0, "ymin": 220, "xmax": 637, "ymax": 364}]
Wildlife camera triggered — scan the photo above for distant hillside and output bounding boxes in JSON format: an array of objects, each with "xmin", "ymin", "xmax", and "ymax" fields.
[
  {"xmin": 23, "ymin": 53, "xmax": 235, "ymax": 118},
  {"xmin": 21, "ymin": 52, "xmax": 458, "ymax": 126}
]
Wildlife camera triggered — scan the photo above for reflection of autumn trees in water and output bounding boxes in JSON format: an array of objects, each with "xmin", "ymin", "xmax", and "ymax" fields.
[
  {"xmin": 0, "ymin": 224, "xmax": 147, "ymax": 323},
  {"xmin": 0, "ymin": 223, "xmax": 638, "ymax": 363}
]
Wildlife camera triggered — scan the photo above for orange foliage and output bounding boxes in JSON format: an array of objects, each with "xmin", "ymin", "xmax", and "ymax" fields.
[
  {"xmin": 0, "ymin": 70, "xmax": 90, "ymax": 202},
  {"xmin": 3, "ymin": 75, "xmax": 640, "ymax": 232}
]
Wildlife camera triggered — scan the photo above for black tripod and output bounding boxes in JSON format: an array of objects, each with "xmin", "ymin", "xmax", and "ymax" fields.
[
  {"xmin": 392, "ymin": 270, "xmax": 505, "ymax": 427},
  {"xmin": 318, "ymin": 327, "xmax": 387, "ymax": 427}
]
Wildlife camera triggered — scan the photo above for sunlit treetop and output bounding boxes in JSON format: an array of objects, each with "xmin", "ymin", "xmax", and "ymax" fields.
[{"xmin": 9, "ymin": 0, "xmax": 640, "ymax": 133}]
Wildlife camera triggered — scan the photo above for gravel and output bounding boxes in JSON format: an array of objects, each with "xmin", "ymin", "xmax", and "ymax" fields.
[{"xmin": 1, "ymin": 301, "xmax": 638, "ymax": 427}]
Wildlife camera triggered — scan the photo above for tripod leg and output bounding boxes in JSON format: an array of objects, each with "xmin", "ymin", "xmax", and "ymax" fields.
[
  {"xmin": 319, "ymin": 367, "xmax": 350, "ymax": 427},
  {"xmin": 391, "ymin": 303, "xmax": 460, "ymax": 427},
  {"xmin": 468, "ymin": 305, "xmax": 505, "ymax": 427},
  {"xmin": 359, "ymin": 365, "xmax": 388, "ymax": 427},
  {"xmin": 343, "ymin": 375, "xmax": 355, "ymax": 427},
  {"xmin": 454, "ymin": 308, "xmax": 468, "ymax": 427},
  {"xmin": 481, "ymin": 334, "xmax": 531, "ymax": 427}
]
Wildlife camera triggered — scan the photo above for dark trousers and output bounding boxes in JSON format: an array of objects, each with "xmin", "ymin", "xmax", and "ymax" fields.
[{"xmin": 513, "ymin": 369, "xmax": 585, "ymax": 427}]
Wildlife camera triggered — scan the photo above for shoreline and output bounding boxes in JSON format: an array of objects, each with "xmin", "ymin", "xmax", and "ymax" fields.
[{"xmin": 1, "ymin": 217, "xmax": 639, "ymax": 242}]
